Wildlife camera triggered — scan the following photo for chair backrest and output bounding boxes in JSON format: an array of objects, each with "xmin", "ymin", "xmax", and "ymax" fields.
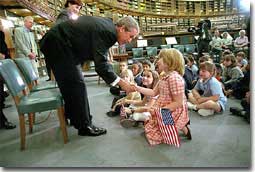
[
  {"xmin": 172, "ymin": 45, "xmax": 185, "ymax": 53},
  {"xmin": 14, "ymin": 57, "xmax": 39, "ymax": 84},
  {"xmin": 132, "ymin": 48, "xmax": 143, "ymax": 58},
  {"xmin": 180, "ymin": 36, "xmax": 190, "ymax": 44},
  {"xmin": 184, "ymin": 44, "xmax": 197, "ymax": 54},
  {"xmin": 146, "ymin": 47, "xmax": 158, "ymax": 57},
  {"xmin": 0, "ymin": 59, "xmax": 26, "ymax": 96},
  {"xmin": 160, "ymin": 44, "xmax": 171, "ymax": 49},
  {"xmin": 111, "ymin": 61, "xmax": 120, "ymax": 75}
]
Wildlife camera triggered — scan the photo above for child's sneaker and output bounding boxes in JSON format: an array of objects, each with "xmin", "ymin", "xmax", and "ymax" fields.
[
  {"xmin": 198, "ymin": 109, "xmax": 214, "ymax": 116},
  {"xmin": 187, "ymin": 102, "xmax": 197, "ymax": 111},
  {"xmin": 120, "ymin": 118, "xmax": 136, "ymax": 128}
]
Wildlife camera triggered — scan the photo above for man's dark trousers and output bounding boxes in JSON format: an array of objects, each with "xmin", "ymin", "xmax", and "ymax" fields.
[{"xmin": 40, "ymin": 33, "xmax": 92, "ymax": 130}]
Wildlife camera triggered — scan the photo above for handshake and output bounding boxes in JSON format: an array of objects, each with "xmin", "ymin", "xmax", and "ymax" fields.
[{"xmin": 118, "ymin": 79, "xmax": 138, "ymax": 94}]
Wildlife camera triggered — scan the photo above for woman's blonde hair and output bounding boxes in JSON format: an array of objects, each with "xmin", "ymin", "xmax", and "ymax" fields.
[{"xmin": 158, "ymin": 48, "xmax": 185, "ymax": 76}]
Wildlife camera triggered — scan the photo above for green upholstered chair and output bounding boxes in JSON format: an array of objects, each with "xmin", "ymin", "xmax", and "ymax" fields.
[
  {"xmin": 146, "ymin": 46, "xmax": 158, "ymax": 57},
  {"xmin": 184, "ymin": 44, "xmax": 197, "ymax": 54},
  {"xmin": 172, "ymin": 44, "xmax": 185, "ymax": 54},
  {"xmin": 132, "ymin": 47, "xmax": 144, "ymax": 60},
  {"xmin": 131, "ymin": 47, "xmax": 144, "ymax": 62},
  {"xmin": 180, "ymin": 36, "xmax": 190, "ymax": 44},
  {"xmin": 85, "ymin": 61, "xmax": 120, "ymax": 85},
  {"xmin": 0, "ymin": 59, "xmax": 68, "ymax": 150},
  {"xmin": 160, "ymin": 44, "xmax": 171, "ymax": 49},
  {"xmin": 14, "ymin": 57, "xmax": 57, "ymax": 92},
  {"xmin": 111, "ymin": 61, "xmax": 120, "ymax": 75}
]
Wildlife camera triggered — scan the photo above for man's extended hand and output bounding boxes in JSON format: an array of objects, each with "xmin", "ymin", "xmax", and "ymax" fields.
[{"xmin": 118, "ymin": 79, "xmax": 136, "ymax": 94}]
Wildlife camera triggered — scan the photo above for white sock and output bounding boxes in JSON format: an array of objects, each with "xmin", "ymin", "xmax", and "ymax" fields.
[{"xmin": 133, "ymin": 112, "xmax": 150, "ymax": 121}]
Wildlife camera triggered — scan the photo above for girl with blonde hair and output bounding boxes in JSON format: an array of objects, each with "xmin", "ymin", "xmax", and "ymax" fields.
[
  {"xmin": 134, "ymin": 48, "xmax": 191, "ymax": 146},
  {"xmin": 107, "ymin": 69, "xmax": 141, "ymax": 117}
]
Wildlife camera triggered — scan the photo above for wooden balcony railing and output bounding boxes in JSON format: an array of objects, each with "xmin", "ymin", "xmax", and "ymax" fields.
[{"xmin": 17, "ymin": 0, "xmax": 57, "ymax": 21}]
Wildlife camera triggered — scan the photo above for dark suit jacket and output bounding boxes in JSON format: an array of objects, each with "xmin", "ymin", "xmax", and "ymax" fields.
[
  {"xmin": 55, "ymin": 9, "xmax": 70, "ymax": 25},
  {"xmin": 40, "ymin": 16, "xmax": 118, "ymax": 84},
  {"xmin": 0, "ymin": 31, "xmax": 11, "ymax": 59}
]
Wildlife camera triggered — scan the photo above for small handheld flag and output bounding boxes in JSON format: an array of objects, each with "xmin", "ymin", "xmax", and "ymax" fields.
[{"xmin": 155, "ymin": 108, "xmax": 180, "ymax": 147}]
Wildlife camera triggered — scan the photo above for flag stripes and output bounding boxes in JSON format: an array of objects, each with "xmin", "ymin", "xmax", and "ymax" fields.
[{"xmin": 155, "ymin": 108, "xmax": 180, "ymax": 147}]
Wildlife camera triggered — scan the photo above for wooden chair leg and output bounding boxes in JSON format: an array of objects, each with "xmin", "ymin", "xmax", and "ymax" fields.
[
  {"xmin": 28, "ymin": 113, "xmax": 34, "ymax": 133},
  {"xmin": 57, "ymin": 106, "xmax": 68, "ymax": 144},
  {"xmin": 32, "ymin": 113, "xmax": 35, "ymax": 124},
  {"xmin": 19, "ymin": 114, "xmax": 26, "ymax": 151}
]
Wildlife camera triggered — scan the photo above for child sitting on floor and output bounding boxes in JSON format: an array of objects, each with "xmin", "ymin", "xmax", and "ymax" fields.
[
  {"xmin": 107, "ymin": 69, "xmax": 141, "ymax": 117},
  {"xmin": 119, "ymin": 69, "xmax": 159, "ymax": 128},
  {"xmin": 109, "ymin": 60, "xmax": 132, "ymax": 96},
  {"xmin": 187, "ymin": 61, "xmax": 227, "ymax": 116}
]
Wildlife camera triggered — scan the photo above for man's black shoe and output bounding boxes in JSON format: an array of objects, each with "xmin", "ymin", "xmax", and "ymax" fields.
[
  {"xmin": 230, "ymin": 107, "xmax": 243, "ymax": 117},
  {"xmin": 78, "ymin": 125, "xmax": 107, "ymax": 136},
  {"xmin": 45, "ymin": 78, "xmax": 51, "ymax": 81},
  {"xmin": 0, "ymin": 121, "xmax": 16, "ymax": 129},
  {"xmin": 91, "ymin": 124, "xmax": 105, "ymax": 131}
]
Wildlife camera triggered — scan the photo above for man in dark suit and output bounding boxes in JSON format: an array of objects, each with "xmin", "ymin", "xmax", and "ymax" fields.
[
  {"xmin": 0, "ymin": 21, "xmax": 16, "ymax": 129},
  {"xmin": 44, "ymin": 0, "xmax": 82, "ymax": 81},
  {"xmin": 39, "ymin": 16, "xmax": 139, "ymax": 136},
  {"xmin": 0, "ymin": 77, "xmax": 16, "ymax": 130}
]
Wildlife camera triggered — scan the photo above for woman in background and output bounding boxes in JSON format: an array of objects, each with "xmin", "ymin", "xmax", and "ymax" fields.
[
  {"xmin": 45, "ymin": 0, "xmax": 83, "ymax": 82},
  {"xmin": 55, "ymin": 0, "xmax": 83, "ymax": 25},
  {"xmin": 0, "ymin": 21, "xmax": 16, "ymax": 129},
  {"xmin": 0, "ymin": 21, "xmax": 11, "ymax": 59}
]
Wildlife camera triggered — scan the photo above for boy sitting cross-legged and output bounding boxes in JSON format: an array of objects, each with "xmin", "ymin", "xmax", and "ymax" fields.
[{"xmin": 187, "ymin": 61, "xmax": 227, "ymax": 116}]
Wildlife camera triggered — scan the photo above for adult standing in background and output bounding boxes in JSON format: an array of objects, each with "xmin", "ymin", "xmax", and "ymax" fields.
[
  {"xmin": 14, "ymin": 16, "xmax": 39, "ymax": 77},
  {"xmin": 52, "ymin": 0, "xmax": 82, "ymax": 124},
  {"xmin": 44, "ymin": 0, "xmax": 83, "ymax": 82},
  {"xmin": 0, "ymin": 20, "xmax": 12, "ymax": 107},
  {"xmin": 0, "ymin": 21, "xmax": 16, "ymax": 130},
  {"xmin": 0, "ymin": 75, "xmax": 16, "ymax": 130},
  {"xmin": 197, "ymin": 21, "xmax": 212, "ymax": 57},
  {"xmin": 39, "ymin": 16, "xmax": 139, "ymax": 137},
  {"xmin": 0, "ymin": 20, "xmax": 11, "ymax": 59},
  {"xmin": 55, "ymin": 0, "xmax": 83, "ymax": 25}
]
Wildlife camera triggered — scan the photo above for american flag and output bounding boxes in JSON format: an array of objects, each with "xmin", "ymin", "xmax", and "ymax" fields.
[
  {"xmin": 120, "ymin": 104, "xmax": 127, "ymax": 119},
  {"xmin": 155, "ymin": 108, "xmax": 180, "ymax": 147}
]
